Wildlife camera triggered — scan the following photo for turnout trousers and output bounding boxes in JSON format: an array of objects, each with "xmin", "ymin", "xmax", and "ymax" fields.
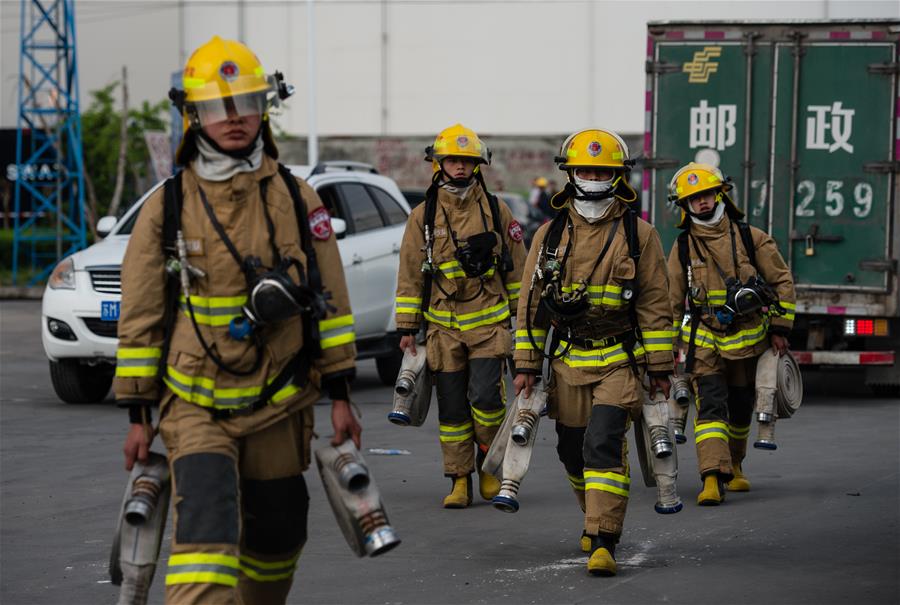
[
  {"xmin": 690, "ymin": 355, "xmax": 759, "ymax": 480},
  {"xmin": 158, "ymin": 396, "xmax": 315, "ymax": 605},
  {"xmin": 426, "ymin": 323, "xmax": 509, "ymax": 476},
  {"xmin": 549, "ymin": 365, "xmax": 642, "ymax": 539}
]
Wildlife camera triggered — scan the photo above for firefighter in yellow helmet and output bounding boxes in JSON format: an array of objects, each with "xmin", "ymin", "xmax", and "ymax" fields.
[
  {"xmin": 115, "ymin": 36, "xmax": 361, "ymax": 604},
  {"xmin": 514, "ymin": 129, "xmax": 675, "ymax": 576},
  {"xmin": 394, "ymin": 124, "xmax": 527, "ymax": 508},
  {"xmin": 665, "ymin": 162, "xmax": 795, "ymax": 504}
]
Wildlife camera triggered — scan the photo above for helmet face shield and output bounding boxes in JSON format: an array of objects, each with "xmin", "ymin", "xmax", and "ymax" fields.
[{"xmin": 190, "ymin": 91, "xmax": 267, "ymax": 128}]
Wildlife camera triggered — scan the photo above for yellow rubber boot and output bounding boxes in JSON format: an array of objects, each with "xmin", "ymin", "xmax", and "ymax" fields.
[
  {"xmin": 726, "ymin": 463, "xmax": 751, "ymax": 492},
  {"xmin": 478, "ymin": 470, "xmax": 501, "ymax": 500},
  {"xmin": 442, "ymin": 475, "xmax": 473, "ymax": 509},
  {"xmin": 587, "ymin": 547, "xmax": 617, "ymax": 577},
  {"xmin": 580, "ymin": 531, "xmax": 592, "ymax": 553},
  {"xmin": 697, "ymin": 474, "xmax": 725, "ymax": 506}
]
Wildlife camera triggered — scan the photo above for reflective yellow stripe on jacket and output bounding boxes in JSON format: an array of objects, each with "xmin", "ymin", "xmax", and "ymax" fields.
[
  {"xmin": 166, "ymin": 553, "xmax": 240, "ymax": 587},
  {"xmin": 179, "ymin": 295, "xmax": 246, "ymax": 326},
  {"xmin": 554, "ymin": 340, "xmax": 646, "ymax": 369},
  {"xmin": 163, "ymin": 366, "xmax": 301, "ymax": 411},
  {"xmin": 115, "ymin": 347, "xmax": 162, "ymax": 377},
  {"xmin": 319, "ymin": 314, "xmax": 355, "ymax": 350},
  {"xmin": 239, "ymin": 553, "xmax": 300, "ymax": 583},
  {"xmin": 682, "ymin": 319, "xmax": 768, "ymax": 352},
  {"xmin": 561, "ymin": 284, "xmax": 628, "ymax": 308},
  {"xmin": 424, "ymin": 300, "xmax": 510, "ymax": 331}
]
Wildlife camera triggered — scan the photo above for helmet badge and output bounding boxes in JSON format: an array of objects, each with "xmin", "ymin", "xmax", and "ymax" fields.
[
  {"xmin": 456, "ymin": 135, "xmax": 469, "ymax": 148},
  {"xmin": 587, "ymin": 141, "xmax": 602, "ymax": 157},
  {"xmin": 219, "ymin": 61, "xmax": 239, "ymax": 82},
  {"xmin": 687, "ymin": 173, "xmax": 699, "ymax": 185}
]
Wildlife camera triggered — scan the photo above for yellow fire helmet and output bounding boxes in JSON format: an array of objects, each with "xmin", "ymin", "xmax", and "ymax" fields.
[
  {"xmin": 171, "ymin": 36, "xmax": 293, "ymax": 165},
  {"xmin": 550, "ymin": 128, "xmax": 637, "ymax": 210},
  {"xmin": 424, "ymin": 123, "xmax": 491, "ymax": 174},
  {"xmin": 668, "ymin": 162, "xmax": 744, "ymax": 228}
]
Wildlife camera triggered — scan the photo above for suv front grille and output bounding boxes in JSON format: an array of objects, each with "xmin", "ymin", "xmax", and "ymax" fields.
[
  {"xmin": 88, "ymin": 267, "xmax": 122, "ymax": 294},
  {"xmin": 82, "ymin": 317, "xmax": 118, "ymax": 338}
]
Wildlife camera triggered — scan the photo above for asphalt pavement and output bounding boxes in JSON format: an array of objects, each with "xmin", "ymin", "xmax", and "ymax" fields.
[{"xmin": 1, "ymin": 300, "xmax": 898, "ymax": 605}]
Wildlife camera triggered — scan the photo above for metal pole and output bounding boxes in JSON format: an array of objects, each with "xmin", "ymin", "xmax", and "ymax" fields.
[
  {"xmin": 238, "ymin": 0, "xmax": 245, "ymax": 43},
  {"xmin": 741, "ymin": 32, "xmax": 757, "ymax": 216},
  {"xmin": 307, "ymin": 0, "xmax": 318, "ymax": 166},
  {"xmin": 787, "ymin": 31, "xmax": 804, "ymax": 270},
  {"xmin": 380, "ymin": 0, "xmax": 388, "ymax": 134}
]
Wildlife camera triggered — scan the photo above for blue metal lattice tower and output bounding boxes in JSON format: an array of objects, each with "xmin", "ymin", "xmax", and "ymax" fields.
[{"xmin": 13, "ymin": 0, "xmax": 86, "ymax": 284}]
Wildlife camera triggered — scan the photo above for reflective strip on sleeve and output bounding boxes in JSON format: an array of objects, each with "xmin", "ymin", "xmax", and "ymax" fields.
[
  {"xmin": 166, "ymin": 553, "xmax": 240, "ymax": 587},
  {"xmin": 239, "ymin": 553, "xmax": 300, "ymax": 583},
  {"xmin": 584, "ymin": 471, "xmax": 630, "ymax": 498},
  {"xmin": 642, "ymin": 329, "xmax": 675, "ymax": 352},
  {"xmin": 115, "ymin": 347, "xmax": 162, "ymax": 377},
  {"xmin": 472, "ymin": 406, "xmax": 505, "ymax": 427},
  {"xmin": 439, "ymin": 421, "xmax": 474, "ymax": 443},
  {"xmin": 567, "ymin": 473, "xmax": 586, "ymax": 492},
  {"xmin": 424, "ymin": 300, "xmax": 510, "ymax": 331},
  {"xmin": 179, "ymin": 295, "xmax": 246, "ymax": 327},
  {"xmin": 778, "ymin": 301, "xmax": 796, "ymax": 321},
  {"xmin": 727, "ymin": 424, "xmax": 751, "ymax": 440},
  {"xmin": 395, "ymin": 296, "xmax": 422, "ymax": 314},
  {"xmin": 505, "ymin": 281, "xmax": 521, "ymax": 302},
  {"xmin": 694, "ymin": 421, "xmax": 729, "ymax": 444},
  {"xmin": 555, "ymin": 341, "xmax": 646, "ymax": 369},
  {"xmin": 319, "ymin": 314, "xmax": 356, "ymax": 349},
  {"xmin": 515, "ymin": 328, "xmax": 546, "ymax": 351}
]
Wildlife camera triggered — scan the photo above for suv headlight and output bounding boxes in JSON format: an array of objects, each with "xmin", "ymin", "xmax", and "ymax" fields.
[{"xmin": 48, "ymin": 257, "xmax": 76, "ymax": 290}]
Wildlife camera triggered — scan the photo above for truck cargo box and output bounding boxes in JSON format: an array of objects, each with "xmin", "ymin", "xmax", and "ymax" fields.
[{"xmin": 643, "ymin": 20, "xmax": 899, "ymax": 393}]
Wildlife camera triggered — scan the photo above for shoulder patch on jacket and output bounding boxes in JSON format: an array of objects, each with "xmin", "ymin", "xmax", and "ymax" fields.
[
  {"xmin": 508, "ymin": 220, "xmax": 524, "ymax": 242},
  {"xmin": 309, "ymin": 207, "xmax": 333, "ymax": 240}
]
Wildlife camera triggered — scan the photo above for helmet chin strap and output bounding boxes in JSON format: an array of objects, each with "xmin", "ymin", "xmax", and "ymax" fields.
[
  {"xmin": 570, "ymin": 172, "xmax": 620, "ymax": 201},
  {"xmin": 439, "ymin": 167, "xmax": 475, "ymax": 190}
]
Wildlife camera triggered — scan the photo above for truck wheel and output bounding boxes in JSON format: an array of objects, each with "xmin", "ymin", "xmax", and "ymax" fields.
[
  {"xmin": 375, "ymin": 349, "xmax": 404, "ymax": 387},
  {"xmin": 49, "ymin": 360, "xmax": 113, "ymax": 404}
]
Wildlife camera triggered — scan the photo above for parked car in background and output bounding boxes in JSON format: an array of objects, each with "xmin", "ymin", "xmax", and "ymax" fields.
[
  {"xmin": 496, "ymin": 191, "xmax": 545, "ymax": 249},
  {"xmin": 41, "ymin": 161, "xmax": 409, "ymax": 404}
]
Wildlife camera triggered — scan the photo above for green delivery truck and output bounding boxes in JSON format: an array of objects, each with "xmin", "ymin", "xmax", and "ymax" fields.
[{"xmin": 642, "ymin": 20, "xmax": 900, "ymax": 393}]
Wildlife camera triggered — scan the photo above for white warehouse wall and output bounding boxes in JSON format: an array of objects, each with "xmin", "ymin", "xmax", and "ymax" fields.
[{"xmin": 2, "ymin": 0, "xmax": 898, "ymax": 136}]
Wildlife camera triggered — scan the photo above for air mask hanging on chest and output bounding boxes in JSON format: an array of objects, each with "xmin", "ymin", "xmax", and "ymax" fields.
[{"xmin": 455, "ymin": 231, "xmax": 499, "ymax": 277}]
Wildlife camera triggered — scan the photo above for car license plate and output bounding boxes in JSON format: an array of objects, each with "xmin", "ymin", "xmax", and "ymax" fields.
[{"xmin": 101, "ymin": 301, "xmax": 120, "ymax": 321}]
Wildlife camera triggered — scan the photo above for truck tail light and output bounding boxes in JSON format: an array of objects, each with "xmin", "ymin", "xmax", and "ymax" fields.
[{"xmin": 844, "ymin": 318, "xmax": 890, "ymax": 337}]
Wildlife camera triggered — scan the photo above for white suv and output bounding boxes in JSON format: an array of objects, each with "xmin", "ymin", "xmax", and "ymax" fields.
[{"xmin": 41, "ymin": 162, "xmax": 408, "ymax": 403}]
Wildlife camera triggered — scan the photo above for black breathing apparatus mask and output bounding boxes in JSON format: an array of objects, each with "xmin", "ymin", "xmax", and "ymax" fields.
[
  {"xmin": 230, "ymin": 256, "xmax": 331, "ymax": 340},
  {"xmin": 715, "ymin": 274, "xmax": 783, "ymax": 326},
  {"xmin": 454, "ymin": 231, "xmax": 502, "ymax": 278}
]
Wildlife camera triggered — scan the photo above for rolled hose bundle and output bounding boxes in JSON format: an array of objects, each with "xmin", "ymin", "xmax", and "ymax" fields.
[{"xmin": 774, "ymin": 351, "xmax": 803, "ymax": 418}]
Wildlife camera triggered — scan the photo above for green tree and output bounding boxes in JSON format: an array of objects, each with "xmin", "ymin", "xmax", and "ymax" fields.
[{"xmin": 80, "ymin": 82, "xmax": 168, "ymax": 218}]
